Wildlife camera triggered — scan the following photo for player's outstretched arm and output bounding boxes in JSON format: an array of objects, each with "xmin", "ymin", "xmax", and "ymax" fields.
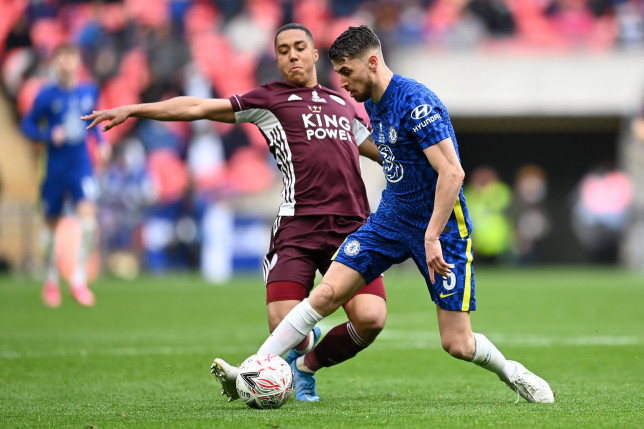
[{"xmin": 82, "ymin": 97, "xmax": 235, "ymax": 131}]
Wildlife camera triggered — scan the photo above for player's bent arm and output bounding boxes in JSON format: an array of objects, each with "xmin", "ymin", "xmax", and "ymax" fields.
[
  {"xmin": 83, "ymin": 97, "xmax": 235, "ymax": 131},
  {"xmin": 359, "ymin": 136, "xmax": 383, "ymax": 165},
  {"xmin": 423, "ymin": 138, "xmax": 464, "ymax": 280},
  {"xmin": 423, "ymin": 138, "xmax": 465, "ymax": 240},
  {"xmin": 21, "ymin": 91, "xmax": 48, "ymax": 142}
]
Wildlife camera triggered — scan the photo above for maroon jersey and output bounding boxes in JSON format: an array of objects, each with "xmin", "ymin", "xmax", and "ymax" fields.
[{"xmin": 229, "ymin": 81, "xmax": 371, "ymax": 218}]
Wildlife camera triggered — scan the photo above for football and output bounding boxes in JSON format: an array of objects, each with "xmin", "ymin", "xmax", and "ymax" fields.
[{"xmin": 235, "ymin": 353, "xmax": 293, "ymax": 409}]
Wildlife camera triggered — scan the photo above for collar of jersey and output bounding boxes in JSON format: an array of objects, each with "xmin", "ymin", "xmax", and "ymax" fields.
[
  {"xmin": 373, "ymin": 73, "xmax": 400, "ymax": 109},
  {"xmin": 279, "ymin": 80, "xmax": 323, "ymax": 91}
]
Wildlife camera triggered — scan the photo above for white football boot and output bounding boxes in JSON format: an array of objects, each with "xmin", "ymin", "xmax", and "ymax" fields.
[
  {"xmin": 505, "ymin": 360, "xmax": 554, "ymax": 403},
  {"xmin": 211, "ymin": 358, "xmax": 240, "ymax": 401}
]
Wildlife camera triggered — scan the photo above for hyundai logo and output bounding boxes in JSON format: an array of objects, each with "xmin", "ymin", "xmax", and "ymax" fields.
[{"xmin": 410, "ymin": 104, "xmax": 433, "ymax": 120}]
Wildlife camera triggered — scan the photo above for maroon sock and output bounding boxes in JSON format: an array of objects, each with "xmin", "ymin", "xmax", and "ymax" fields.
[
  {"xmin": 293, "ymin": 331, "xmax": 311, "ymax": 351},
  {"xmin": 303, "ymin": 321, "xmax": 370, "ymax": 372}
]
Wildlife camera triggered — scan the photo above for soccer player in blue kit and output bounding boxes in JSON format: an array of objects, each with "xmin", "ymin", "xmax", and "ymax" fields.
[
  {"xmin": 213, "ymin": 25, "xmax": 554, "ymax": 403},
  {"xmin": 21, "ymin": 45, "xmax": 109, "ymax": 307}
]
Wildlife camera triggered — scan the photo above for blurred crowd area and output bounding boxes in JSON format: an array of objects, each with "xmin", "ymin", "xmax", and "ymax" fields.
[
  {"xmin": 464, "ymin": 163, "xmax": 634, "ymax": 266},
  {"xmin": 1, "ymin": 0, "xmax": 642, "ymax": 279},
  {"xmin": 3, "ymin": 0, "xmax": 644, "ymax": 121}
]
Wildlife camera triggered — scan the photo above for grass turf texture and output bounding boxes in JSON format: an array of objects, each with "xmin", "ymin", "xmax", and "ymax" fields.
[{"xmin": 1, "ymin": 266, "xmax": 642, "ymax": 428}]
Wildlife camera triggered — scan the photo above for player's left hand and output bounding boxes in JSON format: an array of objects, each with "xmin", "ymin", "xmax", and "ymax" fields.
[
  {"xmin": 424, "ymin": 237, "xmax": 451, "ymax": 284},
  {"xmin": 82, "ymin": 107, "xmax": 129, "ymax": 131}
]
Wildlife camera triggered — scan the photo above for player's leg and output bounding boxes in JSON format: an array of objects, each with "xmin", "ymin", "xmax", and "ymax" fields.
[
  {"xmin": 213, "ymin": 216, "xmax": 320, "ymax": 401},
  {"xmin": 267, "ymin": 289, "xmax": 317, "ymax": 359},
  {"xmin": 288, "ymin": 218, "xmax": 400, "ymax": 374},
  {"xmin": 436, "ymin": 307, "xmax": 511, "ymax": 372},
  {"xmin": 41, "ymin": 216, "xmax": 62, "ymax": 307},
  {"xmin": 257, "ymin": 261, "xmax": 365, "ymax": 355},
  {"xmin": 298, "ymin": 278, "xmax": 387, "ymax": 373},
  {"xmin": 290, "ymin": 279, "xmax": 386, "ymax": 401},
  {"xmin": 435, "ymin": 307, "xmax": 554, "ymax": 403},
  {"xmin": 212, "ymin": 217, "xmax": 394, "ymax": 401},
  {"xmin": 40, "ymin": 180, "xmax": 63, "ymax": 307},
  {"xmin": 257, "ymin": 262, "xmax": 381, "ymax": 396},
  {"xmin": 288, "ymin": 215, "xmax": 388, "ymax": 372},
  {"xmin": 262, "ymin": 217, "xmax": 323, "ymax": 360},
  {"xmin": 262, "ymin": 282, "xmax": 325, "ymax": 403},
  {"xmin": 427, "ymin": 235, "xmax": 553, "ymax": 402},
  {"xmin": 69, "ymin": 175, "xmax": 99, "ymax": 305},
  {"xmin": 266, "ymin": 222, "xmax": 386, "ymax": 401},
  {"xmin": 211, "ymin": 275, "xmax": 342, "ymax": 403},
  {"xmin": 70, "ymin": 199, "xmax": 97, "ymax": 306}
]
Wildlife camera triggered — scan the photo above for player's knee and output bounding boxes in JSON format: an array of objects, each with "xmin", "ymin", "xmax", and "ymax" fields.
[
  {"xmin": 352, "ymin": 309, "xmax": 386, "ymax": 342},
  {"xmin": 441, "ymin": 338, "xmax": 471, "ymax": 361},
  {"xmin": 309, "ymin": 282, "xmax": 343, "ymax": 316}
]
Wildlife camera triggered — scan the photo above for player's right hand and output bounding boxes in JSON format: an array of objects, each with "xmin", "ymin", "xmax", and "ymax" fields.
[
  {"xmin": 82, "ymin": 107, "xmax": 129, "ymax": 132},
  {"xmin": 424, "ymin": 237, "xmax": 451, "ymax": 284},
  {"xmin": 51, "ymin": 125, "xmax": 66, "ymax": 146}
]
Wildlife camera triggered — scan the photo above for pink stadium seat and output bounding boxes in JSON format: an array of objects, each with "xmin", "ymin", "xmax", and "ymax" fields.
[
  {"xmin": 248, "ymin": 0, "xmax": 282, "ymax": 31},
  {"xmin": 424, "ymin": 0, "xmax": 464, "ymax": 39},
  {"xmin": 293, "ymin": 0, "xmax": 330, "ymax": 48},
  {"xmin": 30, "ymin": 18, "xmax": 67, "ymax": 56},
  {"xmin": 184, "ymin": 2, "xmax": 218, "ymax": 40},
  {"xmin": 100, "ymin": 2, "xmax": 128, "ymax": 32},
  {"xmin": 125, "ymin": 0, "xmax": 169, "ymax": 28},
  {"xmin": 0, "ymin": 0, "xmax": 28, "ymax": 56}
]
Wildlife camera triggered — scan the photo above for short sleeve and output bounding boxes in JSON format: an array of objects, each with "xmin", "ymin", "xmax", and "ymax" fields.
[
  {"xmin": 401, "ymin": 90, "xmax": 451, "ymax": 150},
  {"xmin": 229, "ymin": 86, "xmax": 271, "ymax": 118}
]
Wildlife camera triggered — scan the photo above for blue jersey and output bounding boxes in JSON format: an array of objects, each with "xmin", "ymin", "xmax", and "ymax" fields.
[
  {"xmin": 21, "ymin": 81, "xmax": 103, "ymax": 179},
  {"xmin": 365, "ymin": 74, "xmax": 472, "ymax": 236},
  {"xmin": 334, "ymin": 74, "xmax": 476, "ymax": 312},
  {"xmin": 21, "ymin": 81, "xmax": 103, "ymax": 216}
]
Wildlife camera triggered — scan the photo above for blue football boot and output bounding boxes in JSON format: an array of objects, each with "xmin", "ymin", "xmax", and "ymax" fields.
[{"xmin": 290, "ymin": 358, "xmax": 320, "ymax": 402}]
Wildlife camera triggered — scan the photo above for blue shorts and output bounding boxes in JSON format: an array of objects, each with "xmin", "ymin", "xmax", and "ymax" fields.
[
  {"xmin": 333, "ymin": 211, "xmax": 476, "ymax": 312},
  {"xmin": 41, "ymin": 173, "xmax": 99, "ymax": 218}
]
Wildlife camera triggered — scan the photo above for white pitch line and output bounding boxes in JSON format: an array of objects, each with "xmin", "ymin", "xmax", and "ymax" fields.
[
  {"xmin": 0, "ymin": 331, "xmax": 640, "ymax": 360},
  {"xmin": 376, "ymin": 330, "xmax": 643, "ymax": 348},
  {"xmin": 0, "ymin": 345, "xmax": 239, "ymax": 360}
]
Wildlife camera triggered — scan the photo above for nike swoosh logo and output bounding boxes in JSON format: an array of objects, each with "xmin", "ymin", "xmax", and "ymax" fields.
[{"xmin": 439, "ymin": 292, "xmax": 457, "ymax": 298}]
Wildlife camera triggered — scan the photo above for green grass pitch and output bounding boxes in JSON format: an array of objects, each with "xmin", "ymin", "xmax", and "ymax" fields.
[{"xmin": 1, "ymin": 266, "xmax": 643, "ymax": 428}]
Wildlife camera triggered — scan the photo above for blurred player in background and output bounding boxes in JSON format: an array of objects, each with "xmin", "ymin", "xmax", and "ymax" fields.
[
  {"xmin": 212, "ymin": 25, "xmax": 555, "ymax": 404},
  {"xmin": 21, "ymin": 45, "xmax": 109, "ymax": 308},
  {"xmin": 83, "ymin": 23, "xmax": 386, "ymax": 402}
]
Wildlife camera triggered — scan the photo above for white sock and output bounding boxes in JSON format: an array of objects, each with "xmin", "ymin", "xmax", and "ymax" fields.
[
  {"xmin": 258, "ymin": 299, "xmax": 324, "ymax": 356},
  {"xmin": 42, "ymin": 228, "xmax": 58, "ymax": 284},
  {"xmin": 296, "ymin": 356, "xmax": 315, "ymax": 374},
  {"xmin": 72, "ymin": 217, "xmax": 97, "ymax": 285},
  {"xmin": 471, "ymin": 333, "xmax": 515, "ymax": 382}
]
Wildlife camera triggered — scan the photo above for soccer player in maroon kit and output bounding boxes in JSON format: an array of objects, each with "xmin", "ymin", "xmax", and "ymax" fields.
[{"xmin": 83, "ymin": 23, "xmax": 386, "ymax": 402}]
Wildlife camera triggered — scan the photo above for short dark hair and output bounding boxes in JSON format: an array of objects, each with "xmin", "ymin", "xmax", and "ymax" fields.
[
  {"xmin": 274, "ymin": 23, "xmax": 315, "ymax": 48},
  {"xmin": 328, "ymin": 25, "xmax": 381, "ymax": 61}
]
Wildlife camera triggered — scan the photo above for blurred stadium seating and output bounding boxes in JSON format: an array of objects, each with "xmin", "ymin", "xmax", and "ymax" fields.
[{"xmin": 1, "ymin": 0, "xmax": 643, "ymax": 276}]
